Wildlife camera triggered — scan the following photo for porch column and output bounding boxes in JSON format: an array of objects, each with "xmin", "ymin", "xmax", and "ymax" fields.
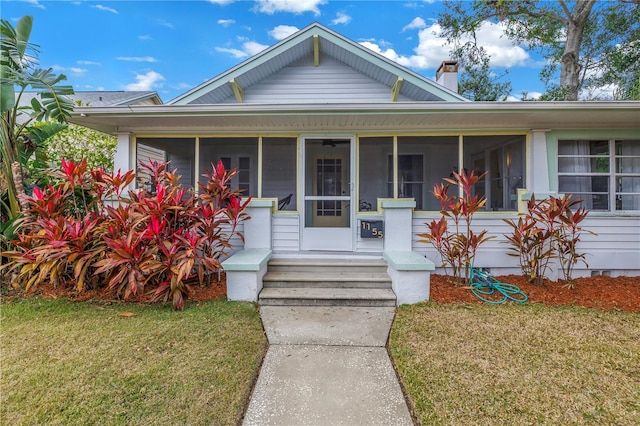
[
  {"xmin": 114, "ymin": 132, "xmax": 133, "ymax": 174},
  {"xmin": 381, "ymin": 199, "xmax": 415, "ymax": 252},
  {"xmin": 519, "ymin": 129, "xmax": 558, "ymax": 212},
  {"xmin": 529, "ymin": 129, "xmax": 551, "ymax": 193},
  {"xmin": 243, "ymin": 199, "xmax": 275, "ymax": 250}
]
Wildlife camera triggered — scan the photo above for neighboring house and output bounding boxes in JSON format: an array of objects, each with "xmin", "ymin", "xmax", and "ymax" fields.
[
  {"xmin": 18, "ymin": 90, "xmax": 163, "ymax": 109},
  {"xmin": 71, "ymin": 23, "xmax": 640, "ymax": 295}
]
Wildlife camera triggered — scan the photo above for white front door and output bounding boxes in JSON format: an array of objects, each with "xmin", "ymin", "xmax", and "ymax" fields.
[{"xmin": 301, "ymin": 138, "xmax": 354, "ymax": 251}]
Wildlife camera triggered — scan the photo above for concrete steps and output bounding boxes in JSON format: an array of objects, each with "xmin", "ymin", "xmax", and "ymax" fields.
[{"xmin": 259, "ymin": 257, "xmax": 395, "ymax": 307}]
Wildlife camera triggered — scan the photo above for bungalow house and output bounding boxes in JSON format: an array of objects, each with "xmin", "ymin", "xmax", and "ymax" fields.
[{"xmin": 71, "ymin": 23, "xmax": 640, "ymax": 305}]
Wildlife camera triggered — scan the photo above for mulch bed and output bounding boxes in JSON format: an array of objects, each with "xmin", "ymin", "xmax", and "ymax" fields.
[
  {"xmin": 430, "ymin": 274, "xmax": 640, "ymax": 312},
  {"xmin": 5, "ymin": 272, "xmax": 639, "ymax": 313}
]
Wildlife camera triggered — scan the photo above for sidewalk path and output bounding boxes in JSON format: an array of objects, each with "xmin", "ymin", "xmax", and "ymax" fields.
[{"xmin": 242, "ymin": 306, "xmax": 413, "ymax": 426}]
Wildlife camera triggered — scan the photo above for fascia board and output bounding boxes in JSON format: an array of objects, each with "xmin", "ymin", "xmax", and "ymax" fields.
[{"xmin": 74, "ymin": 101, "xmax": 640, "ymax": 117}]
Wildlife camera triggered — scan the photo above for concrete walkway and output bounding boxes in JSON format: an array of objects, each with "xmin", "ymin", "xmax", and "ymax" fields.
[{"xmin": 242, "ymin": 306, "xmax": 413, "ymax": 426}]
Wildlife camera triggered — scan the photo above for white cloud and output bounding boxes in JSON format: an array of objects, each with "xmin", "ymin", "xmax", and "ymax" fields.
[
  {"xmin": 156, "ymin": 19, "xmax": 173, "ymax": 29},
  {"xmin": 77, "ymin": 60, "xmax": 101, "ymax": 66},
  {"xmin": 126, "ymin": 71, "xmax": 164, "ymax": 91},
  {"xmin": 92, "ymin": 4, "xmax": 118, "ymax": 14},
  {"xmin": 581, "ymin": 84, "xmax": 617, "ymax": 101},
  {"xmin": 52, "ymin": 64, "xmax": 88, "ymax": 76},
  {"xmin": 360, "ymin": 41, "xmax": 430, "ymax": 69},
  {"xmin": 117, "ymin": 56, "xmax": 158, "ymax": 63},
  {"xmin": 69, "ymin": 67, "xmax": 87, "ymax": 75},
  {"xmin": 215, "ymin": 40, "xmax": 269, "ymax": 58},
  {"xmin": 402, "ymin": 17, "xmax": 426, "ymax": 32},
  {"xmin": 244, "ymin": 41, "xmax": 270, "ymax": 55},
  {"xmin": 22, "ymin": 0, "xmax": 45, "ymax": 10},
  {"xmin": 215, "ymin": 47, "xmax": 247, "ymax": 59},
  {"xmin": 366, "ymin": 21, "xmax": 530, "ymax": 70},
  {"xmin": 331, "ymin": 12, "xmax": 351, "ymax": 25},
  {"xmin": 507, "ymin": 91, "xmax": 542, "ymax": 101},
  {"xmin": 209, "ymin": 0, "xmax": 235, "ymax": 4},
  {"xmin": 463, "ymin": 21, "xmax": 529, "ymax": 67},
  {"xmin": 218, "ymin": 19, "xmax": 236, "ymax": 27},
  {"xmin": 254, "ymin": 0, "xmax": 326, "ymax": 16},
  {"xmin": 269, "ymin": 25, "xmax": 299, "ymax": 40},
  {"xmin": 138, "ymin": 35, "xmax": 153, "ymax": 41}
]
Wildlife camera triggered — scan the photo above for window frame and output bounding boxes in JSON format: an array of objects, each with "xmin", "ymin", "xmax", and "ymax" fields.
[{"xmin": 557, "ymin": 139, "xmax": 640, "ymax": 212}]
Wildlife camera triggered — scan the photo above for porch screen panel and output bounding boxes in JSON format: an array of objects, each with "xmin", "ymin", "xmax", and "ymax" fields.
[
  {"xmin": 358, "ymin": 137, "xmax": 393, "ymax": 212},
  {"xmin": 136, "ymin": 138, "xmax": 195, "ymax": 189},
  {"xmin": 463, "ymin": 135, "xmax": 526, "ymax": 211},
  {"xmin": 199, "ymin": 137, "xmax": 258, "ymax": 197},
  {"xmin": 262, "ymin": 137, "xmax": 297, "ymax": 211},
  {"xmin": 396, "ymin": 136, "xmax": 458, "ymax": 211}
]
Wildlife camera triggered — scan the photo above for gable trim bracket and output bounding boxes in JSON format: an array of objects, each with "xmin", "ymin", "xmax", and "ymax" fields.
[
  {"xmin": 230, "ymin": 79, "xmax": 244, "ymax": 103},
  {"xmin": 391, "ymin": 77, "xmax": 403, "ymax": 102},
  {"xmin": 313, "ymin": 34, "xmax": 320, "ymax": 67}
]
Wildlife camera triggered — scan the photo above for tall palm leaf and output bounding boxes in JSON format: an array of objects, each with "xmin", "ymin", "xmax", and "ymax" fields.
[{"xmin": 1, "ymin": 15, "xmax": 74, "ymax": 222}]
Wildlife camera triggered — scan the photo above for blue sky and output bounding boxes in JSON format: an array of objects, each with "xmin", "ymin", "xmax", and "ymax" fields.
[{"xmin": 2, "ymin": 0, "xmax": 548, "ymax": 102}]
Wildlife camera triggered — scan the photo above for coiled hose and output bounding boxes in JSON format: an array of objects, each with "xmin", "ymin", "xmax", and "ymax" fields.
[{"xmin": 469, "ymin": 267, "xmax": 528, "ymax": 304}]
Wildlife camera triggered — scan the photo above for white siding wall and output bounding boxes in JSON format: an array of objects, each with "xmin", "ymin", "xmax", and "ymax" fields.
[
  {"xmin": 412, "ymin": 215, "xmax": 640, "ymax": 278},
  {"xmin": 226, "ymin": 54, "xmax": 412, "ymax": 104},
  {"xmin": 272, "ymin": 215, "xmax": 300, "ymax": 251}
]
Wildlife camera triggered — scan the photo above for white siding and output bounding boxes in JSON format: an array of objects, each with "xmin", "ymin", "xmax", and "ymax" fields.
[
  {"xmin": 224, "ymin": 54, "xmax": 413, "ymax": 104},
  {"xmin": 272, "ymin": 215, "xmax": 300, "ymax": 251},
  {"xmin": 412, "ymin": 215, "xmax": 640, "ymax": 278}
]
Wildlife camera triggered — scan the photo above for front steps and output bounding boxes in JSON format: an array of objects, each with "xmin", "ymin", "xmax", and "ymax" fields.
[{"xmin": 259, "ymin": 257, "xmax": 396, "ymax": 307}]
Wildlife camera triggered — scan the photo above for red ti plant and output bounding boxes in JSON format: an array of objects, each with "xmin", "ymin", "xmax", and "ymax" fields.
[
  {"xmin": 1, "ymin": 159, "xmax": 122, "ymax": 292},
  {"xmin": 417, "ymin": 169, "xmax": 493, "ymax": 286},
  {"xmin": 503, "ymin": 194, "xmax": 594, "ymax": 287},
  {"xmin": 557, "ymin": 198, "xmax": 594, "ymax": 287}
]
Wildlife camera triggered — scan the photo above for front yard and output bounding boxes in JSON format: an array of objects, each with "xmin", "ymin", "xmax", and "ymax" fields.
[
  {"xmin": 0, "ymin": 298, "xmax": 267, "ymax": 425},
  {"xmin": 3, "ymin": 295, "xmax": 639, "ymax": 425},
  {"xmin": 390, "ymin": 303, "xmax": 640, "ymax": 425}
]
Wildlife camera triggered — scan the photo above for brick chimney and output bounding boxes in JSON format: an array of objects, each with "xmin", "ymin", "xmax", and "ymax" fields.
[{"xmin": 436, "ymin": 60, "xmax": 459, "ymax": 93}]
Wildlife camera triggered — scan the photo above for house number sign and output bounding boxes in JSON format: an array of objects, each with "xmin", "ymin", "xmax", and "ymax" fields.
[{"xmin": 361, "ymin": 220, "xmax": 384, "ymax": 239}]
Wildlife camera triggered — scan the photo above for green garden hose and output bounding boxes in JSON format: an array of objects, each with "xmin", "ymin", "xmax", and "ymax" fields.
[{"xmin": 468, "ymin": 267, "xmax": 528, "ymax": 304}]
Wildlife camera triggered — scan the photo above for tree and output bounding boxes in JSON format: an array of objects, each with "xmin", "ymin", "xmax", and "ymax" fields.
[
  {"xmin": 439, "ymin": 0, "xmax": 640, "ymax": 101},
  {"xmin": 45, "ymin": 124, "xmax": 117, "ymax": 173},
  {"xmin": 458, "ymin": 54, "xmax": 512, "ymax": 101},
  {"xmin": 1, "ymin": 16, "xmax": 73, "ymax": 224}
]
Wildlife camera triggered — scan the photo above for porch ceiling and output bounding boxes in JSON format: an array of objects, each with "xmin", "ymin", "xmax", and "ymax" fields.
[{"xmin": 71, "ymin": 102, "xmax": 640, "ymax": 135}]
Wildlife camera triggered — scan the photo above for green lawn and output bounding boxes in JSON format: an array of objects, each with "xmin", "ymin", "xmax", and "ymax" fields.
[
  {"xmin": 390, "ymin": 303, "xmax": 640, "ymax": 426},
  {"xmin": 1, "ymin": 298, "xmax": 267, "ymax": 426}
]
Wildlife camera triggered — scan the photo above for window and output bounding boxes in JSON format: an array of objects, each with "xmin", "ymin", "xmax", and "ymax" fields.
[
  {"xmin": 558, "ymin": 139, "xmax": 640, "ymax": 211},
  {"xmin": 464, "ymin": 135, "xmax": 525, "ymax": 211},
  {"xmin": 199, "ymin": 137, "xmax": 258, "ymax": 197},
  {"xmin": 136, "ymin": 138, "xmax": 195, "ymax": 189}
]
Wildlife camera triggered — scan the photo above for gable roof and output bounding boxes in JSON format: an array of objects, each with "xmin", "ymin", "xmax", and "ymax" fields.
[{"xmin": 169, "ymin": 22, "xmax": 467, "ymax": 105}]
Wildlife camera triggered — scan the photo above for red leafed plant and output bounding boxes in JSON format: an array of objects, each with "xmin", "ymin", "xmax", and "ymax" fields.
[
  {"xmin": 1, "ymin": 158, "xmax": 250, "ymax": 310},
  {"xmin": 417, "ymin": 169, "xmax": 494, "ymax": 286},
  {"xmin": 503, "ymin": 194, "xmax": 594, "ymax": 287}
]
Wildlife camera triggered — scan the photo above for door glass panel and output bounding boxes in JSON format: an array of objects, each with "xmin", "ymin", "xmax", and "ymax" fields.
[{"xmin": 304, "ymin": 139, "xmax": 351, "ymax": 228}]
